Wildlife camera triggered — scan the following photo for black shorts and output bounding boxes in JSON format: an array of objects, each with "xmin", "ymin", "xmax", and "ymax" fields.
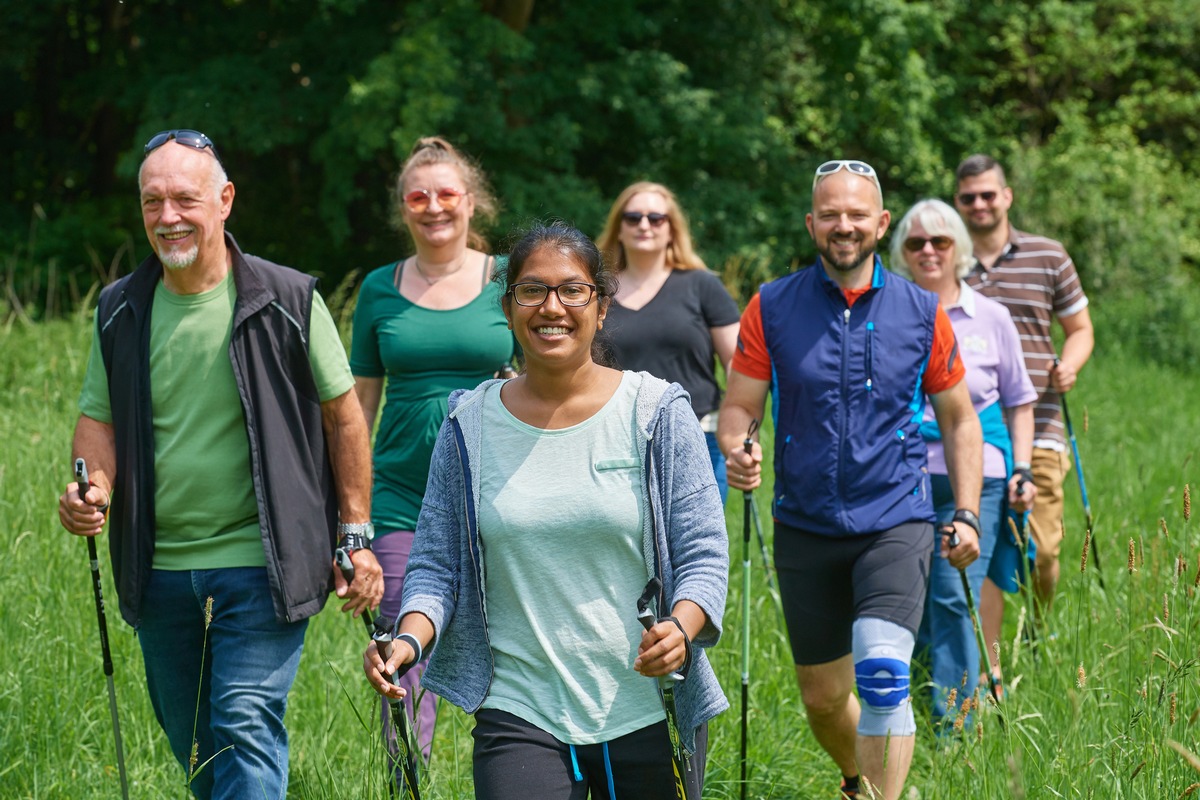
[
  {"xmin": 472, "ymin": 708, "xmax": 707, "ymax": 800},
  {"xmin": 774, "ymin": 519, "xmax": 932, "ymax": 665}
]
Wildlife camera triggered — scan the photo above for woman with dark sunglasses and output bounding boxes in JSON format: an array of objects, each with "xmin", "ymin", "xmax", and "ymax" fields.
[
  {"xmin": 363, "ymin": 222, "xmax": 729, "ymax": 799},
  {"xmin": 890, "ymin": 198, "xmax": 1037, "ymax": 729},
  {"xmin": 349, "ymin": 136, "xmax": 515, "ymax": 773},
  {"xmin": 596, "ymin": 182, "xmax": 741, "ymax": 504}
]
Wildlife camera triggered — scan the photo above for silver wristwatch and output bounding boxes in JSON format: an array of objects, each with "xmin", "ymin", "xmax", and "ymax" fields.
[{"xmin": 336, "ymin": 521, "xmax": 375, "ymax": 542}]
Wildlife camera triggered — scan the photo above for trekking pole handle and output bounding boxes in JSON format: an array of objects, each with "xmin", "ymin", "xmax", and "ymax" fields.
[
  {"xmin": 335, "ymin": 548, "xmax": 355, "ymax": 583},
  {"xmin": 939, "ymin": 523, "xmax": 960, "ymax": 548},
  {"xmin": 637, "ymin": 578, "xmax": 684, "ymax": 681},
  {"xmin": 75, "ymin": 458, "xmax": 90, "ymax": 498},
  {"xmin": 743, "ymin": 419, "xmax": 760, "ymax": 457},
  {"xmin": 372, "ymin": 617, "xmax": 417, "ymax": 683}
]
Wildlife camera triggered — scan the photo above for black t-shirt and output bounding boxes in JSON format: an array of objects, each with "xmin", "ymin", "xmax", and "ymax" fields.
[{"xmin": 604, "ymin": 269, "xmax": 741, "ymax": 417}]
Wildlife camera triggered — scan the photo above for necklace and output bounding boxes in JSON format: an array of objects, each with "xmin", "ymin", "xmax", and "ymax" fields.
[{"xmin": 411, "ymin": 253, "xmax": 468, "ymax": 286}]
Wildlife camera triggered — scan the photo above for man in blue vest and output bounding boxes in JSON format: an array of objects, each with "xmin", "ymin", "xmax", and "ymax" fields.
[
  {"xmin": 719, "ymin": 160, "xmax": 983, "ymax": 800},
  {"xmin": 58, "ymin": 130, "xmax": 383, "ymax": 799}
]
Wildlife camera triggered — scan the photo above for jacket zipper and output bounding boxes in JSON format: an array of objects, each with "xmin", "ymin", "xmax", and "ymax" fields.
[{"xmin": 865, "ymin": 321, "xmax": 875, "ymax": 392}]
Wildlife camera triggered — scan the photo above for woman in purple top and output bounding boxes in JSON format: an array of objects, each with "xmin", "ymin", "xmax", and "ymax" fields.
[
  {"xmin": 596, "ymin": 182, "xmax": 741, "ymax": 502},
  {"xmin": 891, "ymin": 198, "xmax": 1037, "ymax": 724}
]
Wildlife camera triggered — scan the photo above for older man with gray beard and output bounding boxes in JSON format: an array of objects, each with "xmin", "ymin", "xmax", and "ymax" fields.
[{"xmin": 58, "ymin": 130, "xmax": 383, "ymax": 799}]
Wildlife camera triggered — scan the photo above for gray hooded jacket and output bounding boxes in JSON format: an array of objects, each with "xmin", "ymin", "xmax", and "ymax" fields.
[{"xmin": 400, "ymin": 372, "xmax": 729, "ymax": 754}]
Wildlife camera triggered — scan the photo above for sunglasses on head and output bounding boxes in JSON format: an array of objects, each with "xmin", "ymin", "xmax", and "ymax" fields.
[
  {"xmin": 957, "ymin": 191, "xmax": 997, "ymax": 205},
  {"xmin": 621, "ymin": 212, "xmax": 669, "ymax": 227},
  {"xmin": 404, "ymin": 187, "xmax": 466, "ymax": 214},
  {"xmin": 812, "ymin": 159, "xmax": 881, "ymax": 192},
  {"xmin": 144, "ymin": 130, "xmax": 223, "ymax": 166},
  {"xmin": 903, "ymin": 236, "xmax": 955, "ymax": 253}
]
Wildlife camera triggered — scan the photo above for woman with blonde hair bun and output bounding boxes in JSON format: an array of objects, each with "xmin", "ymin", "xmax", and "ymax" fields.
[
  {"xmin": 350, "ymin": 136, "xmax": 515, "ymax": 775},
  {"xmin": 597, "ymin": 182, "xmax": 741, "ymax": 502}
]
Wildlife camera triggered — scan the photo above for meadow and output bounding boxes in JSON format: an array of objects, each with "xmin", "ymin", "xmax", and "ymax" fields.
[{"xmin": 2, "ymin": 313, "xmax": 1198, "ymax": 799}]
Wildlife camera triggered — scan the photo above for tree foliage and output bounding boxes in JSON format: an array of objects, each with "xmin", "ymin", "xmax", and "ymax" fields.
[{"xmin": 4, "ymin": 0, "xmax": 1198, "ymax": 355}]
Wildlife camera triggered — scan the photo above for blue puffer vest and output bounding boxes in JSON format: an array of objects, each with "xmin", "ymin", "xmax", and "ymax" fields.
[{"xmin": 761, "ymin": 257, "xmax": 943, "ymax": 536}]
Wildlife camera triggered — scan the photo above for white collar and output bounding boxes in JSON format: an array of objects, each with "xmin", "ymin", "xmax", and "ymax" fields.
[{"xmin": 948, "ymin": 280, "xmax": 977, "ymax": 318}]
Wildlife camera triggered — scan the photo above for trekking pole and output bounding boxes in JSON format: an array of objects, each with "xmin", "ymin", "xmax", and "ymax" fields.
[
  {"xmin": 74, "ymin": 458, "xmax": 130, "ymax": 800},
  {"xmin": 1056, "ymin": 358, "xmax": 1104, "ymax": 590},
  {"xmin": 748, "ymin": 501, "xmax": 785, "ymax": 628},
  {"xmin": 335, "ymin": 549, "xmax": 375, "ymax": 636},
  {"xmin": 1007, "ymin": 512, "xmax": 1043, "ymax": 666},
  {"xmin": 372, "ymin": 616, "xmax": 422, "ymax": 800},
  {"xmin": 740, "ymin": 418, "xmax": 759, "ymax": 800},
  {"xmin": 941, "ymin": 524, "xmax": 1005, "ymax": 728},
  {"xmin": 636, "ymin": 577, "xmax": 690, "ymax": 800}
]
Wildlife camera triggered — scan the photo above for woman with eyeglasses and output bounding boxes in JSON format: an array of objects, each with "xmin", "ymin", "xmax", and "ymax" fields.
[
  {"xmin": 349, "ymin": 136, "xmax": 515, "ymax": 768},
  {"xmin": 596, "ymin": 182, "xmax": 741, "ymax": 503},
  {"xmin": 363, "ymin": 222, "xmax": 729, "ymax": 799},
  {"xmin": 890, "ymin": 198, "xmax": 1037, "ymax": 727}
]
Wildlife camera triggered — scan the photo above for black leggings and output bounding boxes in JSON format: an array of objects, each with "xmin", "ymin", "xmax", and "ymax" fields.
[{"xmin": 471, "ymin": 709, "xmax": 707, "ymax": 800}]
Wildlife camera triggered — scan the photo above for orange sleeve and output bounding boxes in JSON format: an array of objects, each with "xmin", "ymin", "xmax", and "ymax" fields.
[
  {"xmin": 922, "ymin": 305, "xmax": 966, "ymax": 395},
  {"xmin": 731, "ymin": 293, "xmax": 772, "ymax": 381}
]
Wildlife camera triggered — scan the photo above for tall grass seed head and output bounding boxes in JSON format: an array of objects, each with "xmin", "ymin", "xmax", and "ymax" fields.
[
  {"xmin": 946, "ymin": 687, "xmax": 958, "ymax": 714},
  {"xmin": 1077, "ymin": 662, "xmax": 1087, "ymax": 688},
  {"xmin": 1161, "ymin": 518, "xmax": 1170, "ymax": 538},
  {"xmin": 1163, "ymin": 593, "xmax": 1170, "ymax": 623},
  {"xmin": 1128, "ymin": 538, "xmax": 1137, "ymax": 574},
  {"xmin": 1172, "ymin": 692, "xmax": 1178, "ymax": 724},
  {"xmin": 1081, "ymin": 530, "xmax": 1091, "ymax": 573},
  {"xmin": 1186, "ymin": 483, "xmax": 1192, "ymax": 522}
]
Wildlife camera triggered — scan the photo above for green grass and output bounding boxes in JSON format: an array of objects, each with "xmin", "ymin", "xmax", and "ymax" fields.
[{"xmin": 3, "ymin": 316, "xmax": 1199, "ymax": 798}]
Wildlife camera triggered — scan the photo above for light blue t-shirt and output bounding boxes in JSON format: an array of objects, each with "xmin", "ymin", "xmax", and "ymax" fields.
[{"xmin": 478, "ymin": 372, "xmax": 665, "ymax": 744}]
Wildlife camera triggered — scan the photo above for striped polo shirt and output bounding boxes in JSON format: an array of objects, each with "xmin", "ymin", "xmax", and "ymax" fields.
[{"xmin": 964, "ymin": 225, "xmax": 1088, "ymax": 449}]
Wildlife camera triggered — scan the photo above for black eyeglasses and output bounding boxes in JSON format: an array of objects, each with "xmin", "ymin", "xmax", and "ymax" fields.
[
  {"xmin": 144, "ymin": 129, "xmax": 223, "ymax": 167},
  {"xmin": 956, "ymin": 191, "xmax": 998, "ymax": 205},
  {"xmin": 509, "ymin": 282, "xmax": 598, "ymax": 307},
  {"xmin": 621, "ymin": 212, "xmax": 669, "ymax": 227},
  {"xmin": 813, "ymin": 160, "xmax": 881, "ymax": 193}
]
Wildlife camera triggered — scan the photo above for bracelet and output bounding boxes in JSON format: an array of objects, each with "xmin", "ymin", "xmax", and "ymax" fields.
[
  {"xmin": 396, "ymin": 632, "xmax": 423, "ymax": 664},
  {"xmin": 663, "ymin": 615, "xmax": 693, "ymax": 678},
  {"xmin": 1013, "ymin": 461, "xmax": 1032, "ymax": 470}
]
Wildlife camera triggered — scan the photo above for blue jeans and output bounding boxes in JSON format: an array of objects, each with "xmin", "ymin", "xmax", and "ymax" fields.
[
  {"xmin": 916, "ymin": 475, "xmax": 1004, "ymax": 730},
  {"xmin": 137, "ymin": 568, "xmax": 308, "ymax": 800},
  {"xmin": 705, "ymin": 431, "xmax": 729, "ymax": 505}
]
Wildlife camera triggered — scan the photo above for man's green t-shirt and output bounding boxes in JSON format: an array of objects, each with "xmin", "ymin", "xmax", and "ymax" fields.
[{"xmin": 78, "ymin": 269, "xmax": 354, "ymax": 569}]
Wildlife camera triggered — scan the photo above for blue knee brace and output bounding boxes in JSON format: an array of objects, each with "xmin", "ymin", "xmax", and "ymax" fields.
[{"xmin": 853, "ymin": 617, "xmax": 916, "ymax": 737}]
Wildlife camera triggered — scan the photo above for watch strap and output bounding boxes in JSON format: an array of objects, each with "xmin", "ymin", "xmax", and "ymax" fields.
[{"xmin": 337, "ymin": 531, "xmax": 371, "ymax": 553}]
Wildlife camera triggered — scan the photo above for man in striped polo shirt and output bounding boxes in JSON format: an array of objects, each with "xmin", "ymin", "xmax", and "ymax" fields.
[{"xmin": 955, "ymin": 154, "xmax": 1095, "ymax": 612}]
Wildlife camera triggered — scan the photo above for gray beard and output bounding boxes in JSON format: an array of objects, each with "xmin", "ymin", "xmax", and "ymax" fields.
[{"xmin": 159, "ymin": 245, "xmax": 199, "ymax": 270}]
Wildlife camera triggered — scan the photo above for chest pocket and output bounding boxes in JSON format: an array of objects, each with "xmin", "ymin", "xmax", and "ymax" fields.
[{"xmin": 595, "ymin": 458, "xmax": 640, "ymax": 471}]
